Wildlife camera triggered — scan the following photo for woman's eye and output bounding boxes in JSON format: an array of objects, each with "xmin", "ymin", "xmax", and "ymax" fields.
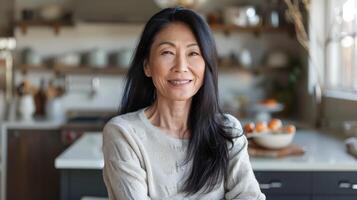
[
  {"xmin": 189, "ymin": 51, "xmax": 200, "ymax": 56},
  {"xmin": 161, "ymin": 51, "xmax": 174, "ymax": 55}
]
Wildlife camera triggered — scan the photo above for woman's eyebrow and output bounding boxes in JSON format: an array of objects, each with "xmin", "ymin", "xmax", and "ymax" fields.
[
  {"xmin": 157, "ymin": 41, "xmax": 198, "ymax": 48},
  {"xmin": 158, "ymin": 41, "xmax": 175, "ymax": 47},
  {"xmin": 187, "ymin": 43, "xmax": 198, "ymax": 48}
]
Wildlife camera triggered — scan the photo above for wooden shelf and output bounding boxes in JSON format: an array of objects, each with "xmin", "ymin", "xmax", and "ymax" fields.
[
  {"xmin": 16, "ymin": 64, "xmax": 289, "ymax": 76},
  {"xmin": 15, "ymin": 64, "xmax": 128, "ymax": 75},
  {"xmin": 218, "ymin": 65, "xmax": 291, "ymax": 74},
  {"xmin": 209, "ymin": 24, "xmax": 294, "ymax": 36},
  {"xmin": 55, "ymin": 65, "xmax": 128, "ymax": 75},
  {"xmin": 16, "ymin": 20, "xmax": 74, "ymax": 34}
]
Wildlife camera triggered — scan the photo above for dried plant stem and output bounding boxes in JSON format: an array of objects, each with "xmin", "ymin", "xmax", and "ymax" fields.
[{"xmin": 284, "ymin": 0, "xmax": 310, "ymax": 51}]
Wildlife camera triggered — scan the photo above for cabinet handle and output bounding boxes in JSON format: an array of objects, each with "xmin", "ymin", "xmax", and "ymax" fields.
[
  {"xmin": 353, "ymin": 184, "xmax": 357, "ymax": 190},
  {"xmin": 259, "ymin": 181, "xmax": 282, "ymax": 189},
  {"xmin": 338, "ymin": 182, "xmax": 357, "ymax": 190}
]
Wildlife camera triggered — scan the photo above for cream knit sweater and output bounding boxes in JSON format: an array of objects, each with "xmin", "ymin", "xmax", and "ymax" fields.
[{"xmin": 102, "ymin": 107, "xmax": 265, "ymax": 200}]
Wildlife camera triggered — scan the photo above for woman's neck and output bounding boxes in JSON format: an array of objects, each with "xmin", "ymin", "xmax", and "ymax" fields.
[{"xmin": 145, "ymin": 97, "xmax": 191, "ymax": 139}]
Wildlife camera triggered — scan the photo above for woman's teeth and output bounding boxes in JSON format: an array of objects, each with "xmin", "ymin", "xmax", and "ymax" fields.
[{"xmin": 168, "ymin": 80, "xmax": 192, "ymax": 85}]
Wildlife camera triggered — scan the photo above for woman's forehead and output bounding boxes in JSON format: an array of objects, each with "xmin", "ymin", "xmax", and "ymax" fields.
[{"xmin": 152, "ymin": 22, "xmax": 198, "ymax": 47}]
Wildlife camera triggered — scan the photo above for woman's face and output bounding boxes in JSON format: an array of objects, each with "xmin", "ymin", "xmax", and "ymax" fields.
[{"xmin": 144, "ymin": 22, "xmax": 205, "ymax": 102}]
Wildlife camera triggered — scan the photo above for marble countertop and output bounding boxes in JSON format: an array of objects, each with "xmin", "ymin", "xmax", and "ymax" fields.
[{"xmin": 54, "ymin": 129, "xmax": 357, "ymax": 171}]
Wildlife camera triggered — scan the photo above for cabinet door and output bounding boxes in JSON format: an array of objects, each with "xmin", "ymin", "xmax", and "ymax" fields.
[
  {"xmin": 255, "ymin": 171, "xmax": 312, "ymax": 195},
  {"xmin": 313, "ymin": 196, "xmax": 357, "ymax": 200},
  {"xmin": 7, "ymin": 129, "xmax": 66, "ymax": 200},
  {"xmin": 313, "ymin": 172, "xmax": 357, "ymax": 195},
  {"xmin": 266, "ymin": 196, "xmax": 311, "ymax": 200}
]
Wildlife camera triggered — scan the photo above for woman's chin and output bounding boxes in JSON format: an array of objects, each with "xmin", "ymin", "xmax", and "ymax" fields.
[{"xmin": 167, "ymin": 94, "xmax": 194, "ymax": 102}]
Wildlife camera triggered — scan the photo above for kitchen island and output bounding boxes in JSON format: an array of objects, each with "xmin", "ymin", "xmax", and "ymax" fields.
[{"xmin": 55, "ymin": 129, "xmax": 357, "ymax": 200}]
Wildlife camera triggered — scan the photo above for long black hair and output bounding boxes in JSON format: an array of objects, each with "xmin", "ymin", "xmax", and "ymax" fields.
[{"xmin": 120, "ymin": 7, "xmax": 239, "ymax": 195}]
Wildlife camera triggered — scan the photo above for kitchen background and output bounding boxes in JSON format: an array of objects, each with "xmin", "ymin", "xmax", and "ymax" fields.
[{"xmin": 1, "ymin": 0, "xmax": 357, "ymax": 200}]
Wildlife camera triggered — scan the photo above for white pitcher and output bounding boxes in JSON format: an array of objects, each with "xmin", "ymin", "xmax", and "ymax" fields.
[{"xmin": 18, "ymin": 94, "xmax": 35, "ymax": 121}]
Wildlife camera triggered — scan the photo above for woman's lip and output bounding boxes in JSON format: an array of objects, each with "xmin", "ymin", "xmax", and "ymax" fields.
[{"xmin": 167, "ymin": 79, "xmax": 192, "ymax": 81}]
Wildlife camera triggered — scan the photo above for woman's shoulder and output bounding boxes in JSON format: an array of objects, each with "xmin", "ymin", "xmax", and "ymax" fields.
[
  {"xmin": 220, "ymin": 113, "xmax": 243, "ymax": 137},
  {"xmin": 103, "ymin": 109, "xmax": 144, "ymax": 141},
  {"xmin": 220, "ymin": 114, "xmax": 247, "ymax": 153}
]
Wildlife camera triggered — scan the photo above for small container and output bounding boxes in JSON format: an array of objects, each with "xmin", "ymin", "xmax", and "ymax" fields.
[
  {"xmin": 88, "ymin": 48, "xmax": 108, "ymax": 68},
  {"xmin": 253, "ymin": 132, "xmax": 295, "ymax": 149},
  {"xmin": 23, "ymin": 48, "xmax": 42, "ymax": 66},
  {"xmin": 343, "ymin": 121, "xmax": 357, "ymax": 137},
  {"xmin": 46, "ymin": 97, "xmax": 65, "ymax": 121},
  {"xmin": 114, "ymin": 48, "xmax": 133, "ymax": 68},
  {"xmin": 18, "ymin": 94, "xmax": 35, "ymax": 121}
]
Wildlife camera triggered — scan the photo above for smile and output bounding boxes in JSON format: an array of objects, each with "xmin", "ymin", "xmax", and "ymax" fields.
[{"xmin": 167, "ymin": 79, "xmax": 193, "ymax": 86}]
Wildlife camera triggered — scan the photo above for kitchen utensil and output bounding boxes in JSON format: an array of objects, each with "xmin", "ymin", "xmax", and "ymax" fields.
[
  {"xmin": 250, "ymin": 131, "xmax": 295, "ymax": 149},
  {"xmin": 343, "ymin": 121, "xmax": 357, "ymax": 137},
  {"xmin": 56, "ymin": 53, "xmax": 80, "ymax": 66},
  {"xmin": 250, "ymin": 102, "xmax": 284, "ymax": 121},
  {"xmin": 223, "ymin": 6, "xmax": 261, "ymax": 27},
  {"xmin": 248, "ymin": 140, "xmax": 304, "ymax": 158},
  {"xmin": 23, "ymin": 48, "xmax": 42, "ymax": 66},
  {"xmin": 39, "ymin": 4, "xmax": 63, "ymax": 21},
  {"xmin": 345, "ymin": 137, "xmax": 357, "ymax": 158},
  {"xmin": 114, "ymin": 48, "xmax": 133, "ymax": 68},
  {"xmin": 267, "ymin": 10, "xmax": 280, "ymax": 27},
  {"xmin": 265, "ymin": 50, "xmax": 289, "ymax": 68},
  {"xmin": 46, "ymin": 97, "xmax": 65, "ymax": 121},
  {"xmin": 239, "ymin": 49, "xmax": 253, "ymax": 68},
  {"xmin": 88, "ymin": 48, "xmax": 108, "ymax": 68},
  {"xmin": 18, "ymin": 94, "xmax": 35, "ymax": 121}
]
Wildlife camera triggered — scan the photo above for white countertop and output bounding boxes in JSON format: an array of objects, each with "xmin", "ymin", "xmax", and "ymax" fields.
[
  {"xmin": 251, "ymin": 130, "xmax": 357, "ymax": 171},
  {"xmin": 55, "ymin": 132, "xmax": 103, "ymax": 169},
  {"xmin": 54, "ymin": 130, "xmax": 357, "ymax": 171},
  {"xmin": 1, "ymin": 118, "xmax": 65, "ymax": 130}
]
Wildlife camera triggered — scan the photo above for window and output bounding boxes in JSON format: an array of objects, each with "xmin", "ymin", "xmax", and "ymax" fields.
[{"xmin": 326, "ymin": 0, "xmax": 357, "ymax": 96}]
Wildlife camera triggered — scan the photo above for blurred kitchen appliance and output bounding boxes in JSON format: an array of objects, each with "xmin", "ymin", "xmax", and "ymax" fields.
[{"xmin": 0, "ymin": 0, "xmax": 16, "ymax": 121}]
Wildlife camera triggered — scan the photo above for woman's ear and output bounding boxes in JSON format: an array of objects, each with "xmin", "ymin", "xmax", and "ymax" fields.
[{"xmin": 143, "ymin": 59, "xmax": 152, "ymax": 77}]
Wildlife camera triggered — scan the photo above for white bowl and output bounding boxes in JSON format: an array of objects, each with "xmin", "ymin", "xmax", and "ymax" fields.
[{"xmin": 252, "ymin": 132, "xmax": 295, "ymax": 149}]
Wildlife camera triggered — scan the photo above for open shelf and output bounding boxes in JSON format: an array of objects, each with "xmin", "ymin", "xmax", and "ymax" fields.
[
  {"xmin": 209, "ymin": 24, "xmax": 294, "ymax": 36},
  {"xmin": 15, "ymin": 64, "xmax": 128, "ymax": 75},
  {"xmin": 16, "ymin": 20, "xmax": 74, "ymax": 34}
]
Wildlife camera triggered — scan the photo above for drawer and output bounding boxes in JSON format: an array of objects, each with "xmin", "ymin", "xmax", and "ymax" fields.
[
  {"xmin": 266, "ymin": 195, "xmax": 311, "ymax": 200},
  {"xmin": 313, "ymin": 172, "xmax": 357, "ymax": 195},
  {"xmin": 313, "ymin": 196, "xmax": 357, "ymax": 200},
  {"xmin": 255, "ymin": 171, "xmax": 312, "ymax": 195}
]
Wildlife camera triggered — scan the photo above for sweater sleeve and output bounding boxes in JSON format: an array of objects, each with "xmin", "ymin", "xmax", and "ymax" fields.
[
  {"xmin": 102, "ymin": 122, "xmax": 150, "ymax": 200},
  {"xmin": 223, "ymin": 114, "xmax": 266, "ymax": 200}
]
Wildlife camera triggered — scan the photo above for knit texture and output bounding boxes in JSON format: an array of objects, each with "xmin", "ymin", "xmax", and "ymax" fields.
[{"xmin": 102, "ymin": 107, "xmax": 266, "ymax": 200}]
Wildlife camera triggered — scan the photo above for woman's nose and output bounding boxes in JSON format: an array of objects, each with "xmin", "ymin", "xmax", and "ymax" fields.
[{"xmin": 173, "ymin": 52, "xmax": 189, "ymax": 72}]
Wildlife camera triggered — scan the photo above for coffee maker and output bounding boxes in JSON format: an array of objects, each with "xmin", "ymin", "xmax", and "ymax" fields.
[{"xmin": 0, "ymin": 0, "xmax": 16, "ymax": 121}]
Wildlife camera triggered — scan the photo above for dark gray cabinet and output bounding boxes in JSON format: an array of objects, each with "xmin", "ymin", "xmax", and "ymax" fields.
[
  {"xmin": 58, "ymin": 170, "xmax": 357, "ymax": 199},
  {"xmin": 255, "ymin": 171, "xmax": 312, "ymax": 196},
  {"xmin": 313, "ymin": 197, "xmax": 357, "ymax": 200},
  {"xmin": 255, "ymin": 171, "xmax": 357, "ymax": 200},
  {"xmin": 60, "ymin": 169, "xmax": 107, "ymax": 200}
]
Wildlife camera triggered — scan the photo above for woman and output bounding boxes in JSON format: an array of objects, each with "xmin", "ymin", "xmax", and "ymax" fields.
[{"xmin": 102, "ymin": 7, "xmax": 265, "ymax": 200}]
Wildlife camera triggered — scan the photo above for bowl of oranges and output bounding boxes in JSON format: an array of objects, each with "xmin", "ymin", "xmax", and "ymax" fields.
[{"xmin": 243, "ymin": 119, "xmax": 296, "ymax": 149}]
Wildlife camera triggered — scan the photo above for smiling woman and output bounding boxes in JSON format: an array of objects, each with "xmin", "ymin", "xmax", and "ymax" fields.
[
  {"xmin": 144, "ymin": 22, "xmax": 205, "ymax": 106},
  {"xmin": 102, "ymin": 7, "xmax": 265, "ymax": 200}
]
